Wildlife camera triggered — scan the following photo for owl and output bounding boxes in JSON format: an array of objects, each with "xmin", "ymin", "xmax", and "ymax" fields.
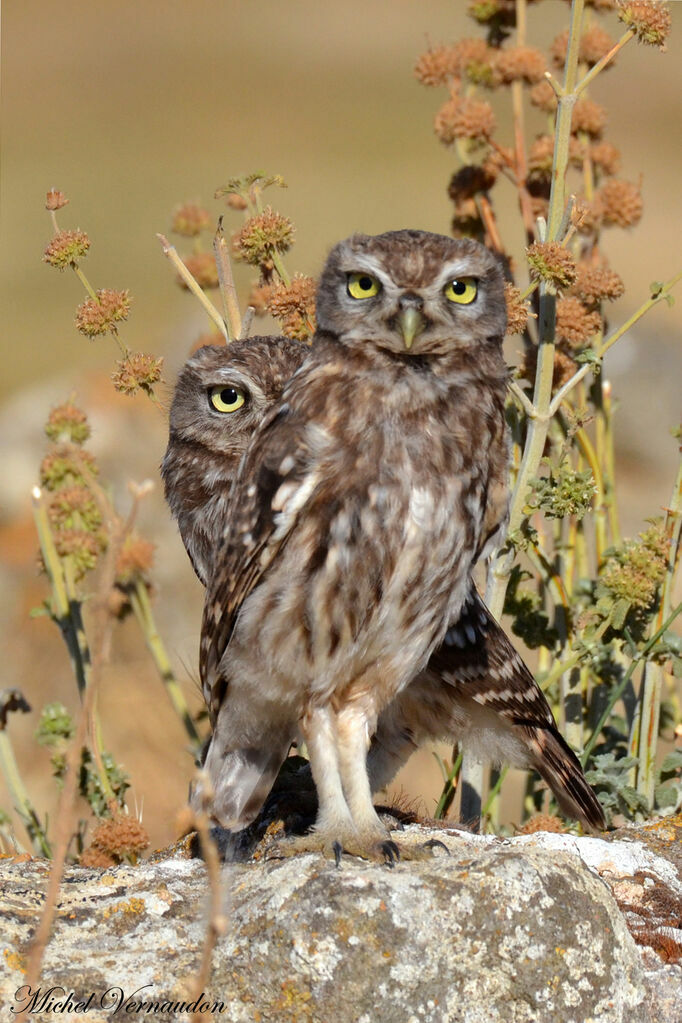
[{"xmin": 163, "ymin": 337, "xmax": 604, "ymax": 836}]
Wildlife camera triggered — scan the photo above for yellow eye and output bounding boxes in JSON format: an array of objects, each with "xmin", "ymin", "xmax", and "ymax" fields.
[
  {"xmin": 347, "ymin": 272, "xmax": 381, "ymax": 299},
  {"xmin": 209, "ymin": 385, "xmax": 246, "ymax": 413},
  {"xmin": 444, "ymin": 277, "xmax": 478, "ymax": 305}
]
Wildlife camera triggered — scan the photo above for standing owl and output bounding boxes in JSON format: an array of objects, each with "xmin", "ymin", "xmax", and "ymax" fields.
[
  {"xmin": 195, "ymin": 229, "xmax": 527, "ymax": 863},
  {"xmin": 163, "ymin": 336, "xmax": 604, "ymax": 838}
]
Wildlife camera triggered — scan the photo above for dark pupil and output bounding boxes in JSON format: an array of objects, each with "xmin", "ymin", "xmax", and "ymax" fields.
[
  {"xmin": 451, "ymin": 279, "xmax": 466, "ymax": 295},
  {"xmin": 359, "ymin": 276, "xmax": 373, "ymax": 291},
  {"xmin": 220, "ymin": 388, "xmax": 238, "ymax": 405}
]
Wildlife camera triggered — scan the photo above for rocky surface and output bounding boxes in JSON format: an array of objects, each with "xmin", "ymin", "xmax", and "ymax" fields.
[{"xmin": 1, "ymin": 818, "xmax": 681, "ymax": 1023}]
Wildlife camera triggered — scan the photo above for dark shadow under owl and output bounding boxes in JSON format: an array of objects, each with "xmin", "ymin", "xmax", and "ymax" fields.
[{"xmin": 162, "ymin": 231, "xmax": 604, "ymax": 861}]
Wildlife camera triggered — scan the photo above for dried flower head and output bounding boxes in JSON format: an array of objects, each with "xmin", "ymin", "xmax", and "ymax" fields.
[
  {"xmin": 574, "ymin": 263, "xmax": 625, "ymax": 305},
  {"xmin": 518, "ymin": 814, "xmax": 567, "ymax": 834},
  {"xmin": 527, "ymin": 136, "xmax": 555, "ymax": 180},
  {"xmin": 247, "ymin": 281, "xmax": 275, "ymax": 315},
  {"xmin": 447, "ymin": 163, "xmax": 498, "ymax": 203},
  {"xmin": 527, "ymin": 241, "xmax": 577, "ymax": 293},
  {"xmin": 178, "ymin": 252, "xmax": 219, "ymax": 290},
  {"xmin": 268, "ymin": 274, "xmax": 317, "ymax": 340},
  {"xmin": 75, "ymin": 289, "xmax": 131, "ymax": 338},
  {"xmin": 80, "ymin": 846, "xmax": 117, "ymax": 869},
  {"xmin": 580, "ymin": 25, "xmax": 617, "ymax": 65},
  {"xmin": 45, "ymin": 189, "xmax": 69, "ymax": 211},
  {"xmin": 225, "ymin": 193, "xmax": 249, "ymax": 211},
  {"xmin": 436, "ymin": 96, "xmax": 495, "ymax": 145},
  {"xmin": 504, "ymin": 283, "xmax": 533, "ymax": 335},
  {"xmin": 529, "ymin": 80, "xmax": 557, "ymax": 113},
  {"xmin": 572, "ymin": 98, "xmax": 607, "ymax": 138},
  {"xmin": 451, "ymin": 199, "xmax": 485, "ymax": 238},
  {"xmin": 115, "ymin": 533, "xmax": 155, "ymax": 586},
  {"xmin": 48, "ymin": 486, "xmax": 102, "ymax": 534},
  {"xmin": 90, "ymin": 814, "xmax": 150, "ymax": 858},
  {"xmin": 572, "ymin": 196, "xmax": 604, "ymax": 236},
  {"xmin": 111, "ymin": 353, "xmax": 163, "ymax": 397},
  {"xmin": 550, "ymin": 29, "xmax": 570, "ymax": 68},
  {"xmin": 45, "ymin": 402, "xmax": 91, "ymax": 445},
  {"xmin": 599, "ymin": 178, "xmax": 643, "ymax": 227},
  {"xmin": 43, "ymin": 229, "xmax": 90, "ymax": 269},
  {"xmin": 493, "ymin": 46, "xmax": 546, "ymax": 85},
  {"xmin": 556, "ymin": 296, "xmax": 603, "ymax": 347},
  {"xmin": 591, "ymin": 141, "xmax": 622, "ymax": 177},
  {"xmin": 618, "ymin": 1, "xmax": 671, "ymax": 49},
  {"xmin": 451, "ymin": 38, "xmax": 496, "ymax": 85},
  {"xmin": 414, "ymin": 45, "xmax": 457, "ymax": 87},
  {"xmin": 40, "ymin": 449, "xmax": 98, "ymax": 491},
  {"xmin": 52, "ymin": 529, "xmax": 102, "ymax": 579},
  {"xmin": 171, "ymin": 202, "xmax": 211, "ymax": 237},
  {"xmin": 233, "ymin": 207, "xmax": 294, "ymax": 271}
]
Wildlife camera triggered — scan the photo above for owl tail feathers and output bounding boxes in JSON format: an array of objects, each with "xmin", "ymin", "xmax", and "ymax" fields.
[
  {"xmin": 524, "ymin": 725, "xmax": 606, "ymax": 832},
  {"xmin": 191, "ymin": 741, "xmax": 291, "ymax": 831}
]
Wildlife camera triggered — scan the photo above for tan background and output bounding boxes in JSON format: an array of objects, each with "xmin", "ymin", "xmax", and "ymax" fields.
[{"xmin": 1, "ymin": 1, "xmax": 681, "ymax": 851}]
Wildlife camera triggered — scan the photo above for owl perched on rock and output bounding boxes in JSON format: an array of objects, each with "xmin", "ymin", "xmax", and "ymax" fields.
[{"xmin": 166, "ymin": 234, "xmax": 609, "ymax": 863}]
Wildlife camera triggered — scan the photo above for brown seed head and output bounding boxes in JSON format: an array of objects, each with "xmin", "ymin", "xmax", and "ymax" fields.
[
  {"xmin": 178, "ymin": 252, "xmax": 219, "ymax": 290},
  {"xmin": 247, "ymin": 281, "xmax": 275, "ymax": 315},
  {"xmin": 116, "ymin": 533, "xmax": 156, "ymax": 586},
  {"xmin": 80, "ymin": 847, "xmax": 117, "ymax": 869},
  {"xmin": 556, "ymin": 296, "xmax": 603, "ymax": 347},
  {"xmin": 550, "ymin": 29, "xmax": 570, "ymax": 67},
  {"xmin": 171, "ymin": 202, "xmax": 211, "ymax": 238},
  {"xmin": 527, "ymin": 241, "xmax": 577, "ymax": 293},
  {"xmin": 268, "ymin": 274, "xmax": 317, "ymax": 340},
  {"xmin": 436, "ymin": 96, "xmax": 495, "ymax": 144},
  {"xmin": 591, "ymin": 141, "xmax": 622, "ymax": 177},
  {"xmin": 52, "ymin": 529, "xmax": 102, "ymax": 579},
  {"xmin": 45, "ymin": 401, "xmax": 91, "ymax": 445},
  {"xmin": 40, "ymin": 449, "xmax": 98, "ymax": 491},
  {"xmin": 529, "ymin": 79, "xmax": 557, "ymax": 113},
  {"xmin": 447, "ymin": 163, "xmax": 498, "ymax": 202},
  {"xmin": 43, "ymin": 229, "xmax": 90, "ymax": 269},
  {"xmin": 111, "ymin": 352, "xmax": 163, "ymax": 397},
  {"xmin": 75, "ymin": 289, "xmax": 131, "ymax": 338},
  {"xmin": 48, "ymin": 486, "xmax": 102, "ymax": 535},
  {"xmin": 572, "ymin": 98, "xmax": 607, "ymax": 138},
  {"xmin": 225, "ymin": 193, "xmax": 249, "ymax": 211},
  {"xmin": 451, "ymin": 199, "xmax": 484, "ymax": 238},
  {"xmin": 504, "ymin": 283, "xmax": 532, "ymax": 335},
  {"xmin": 574, "ymin": 263, "xmax": 625, "ymax": 305},
  {"xmin": 518, "ymin": 813, "xmax": 567, "ymax": 834},
  {"xmin": 521, "ymin": 346, "xmax": 578, "ymax": 391},
  {"xmin": 618, "ymin": 1, "xmax": 671, "ymax": 49},
  {"xmin": 45, "ymin": 189, "xmax": 69, "ymax": 211},
  {"xmin": 233, "ymin": 207, "xmax": 294, "ymax": 270},
  {"xmin": 493, "ymin": 46, "xmax": 546, "ymax": 85},
  {"xmin": 90, "ymin": 814, "xmax": 150, "ymax": 857},
  {"xmin": 451, "ymin": 38, "xmax": 496, "ymax": 85},
  {"xmin": 580, "ymin": 24, "xmax": 617, "ymax": 64},
  {"xmin": 414, "ymin": 45, "xmax": 458, "ymax": 86},
  {"xmin": 599, "ymin": 178, "xmax": 643, "ymax": 227}
]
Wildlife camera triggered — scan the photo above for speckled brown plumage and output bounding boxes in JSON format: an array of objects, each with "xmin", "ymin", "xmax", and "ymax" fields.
[{"xmin": 163, "ymin": 232, "xmax": 604, "ymax": 858}]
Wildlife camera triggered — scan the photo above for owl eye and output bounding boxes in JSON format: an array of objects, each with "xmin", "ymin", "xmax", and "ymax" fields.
[
  {"xmin": 347, "ymin": 272, "xmax": 381, "ymax": 299},
  {"xmin": 444, "ymin": 277, "xmax": 478, "ymax": 305},
  {"xmin": 209, "ymin": 385, "xmax": 246, "ymax": 413}
]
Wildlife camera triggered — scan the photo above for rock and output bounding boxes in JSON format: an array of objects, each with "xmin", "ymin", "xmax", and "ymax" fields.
[{"xmin": 1, "ymin": 821, "xmax": 681, "ymax": 1022}]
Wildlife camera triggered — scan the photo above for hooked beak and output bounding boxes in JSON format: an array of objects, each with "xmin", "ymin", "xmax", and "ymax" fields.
[{"xmin": 398, "ymin": 307, "xmax": 425, "ymax": 350}]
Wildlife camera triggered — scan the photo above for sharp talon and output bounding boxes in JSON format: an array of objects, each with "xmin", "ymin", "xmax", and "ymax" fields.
[
  {"xmin": 423, "ymin": 839, "xmax": 450, "ymax": 856},
  {"xmin": 381, "ymin": 840, "xmax": 400, "ymax": 866},
  {"xmin": 332, "ymin": 840, "xmax": 343, "ymax": 868}
]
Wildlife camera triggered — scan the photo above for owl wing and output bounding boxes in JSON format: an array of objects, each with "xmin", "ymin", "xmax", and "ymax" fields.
[
  {"xmin": 430, "ymin": 585, "xmax": 605, "ymax": 830},
  {"xmin": 200, "ymin": 399, "xmax": 320, "ymax": 723}
]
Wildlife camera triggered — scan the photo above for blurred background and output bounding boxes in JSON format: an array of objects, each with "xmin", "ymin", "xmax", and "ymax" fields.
[{"xmin": 1, "ymin": 0, "xmax": 681, "ymax": 851}]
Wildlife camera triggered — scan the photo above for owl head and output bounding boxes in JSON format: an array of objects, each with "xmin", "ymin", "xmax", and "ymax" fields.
[{"xmin": 315, "ymin": 230, "xmax": 507, "ymax": 357}]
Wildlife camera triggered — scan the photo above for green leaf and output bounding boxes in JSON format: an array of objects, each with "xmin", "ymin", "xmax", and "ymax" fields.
[
  {"xmin": 654, "ymin": 784, "xmax": 680, "ymax": 808},
  {"xmin": 660, "ymin": 750, "xmax": 682, "ymax": 775}
]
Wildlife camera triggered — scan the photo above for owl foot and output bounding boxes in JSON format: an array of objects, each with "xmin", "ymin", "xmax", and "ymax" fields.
[{"xmin": 262, "ymin": 826, "xmax": 404, "ymax": 867}]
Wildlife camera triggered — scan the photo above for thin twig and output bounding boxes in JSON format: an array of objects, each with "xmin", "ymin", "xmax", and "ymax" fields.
[
  {"xmin": 213, "ymin": 219, "xmax": 242, "ymax": 341},
  {"xmin": 156, "ymin": 234, "xmax": 227, "ymax": 339}
]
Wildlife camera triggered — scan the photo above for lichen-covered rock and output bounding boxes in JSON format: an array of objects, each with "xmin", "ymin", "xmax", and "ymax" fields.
[{"xmin": 1, "ymin": 824, "xmax": 681, "ymax": 1023}]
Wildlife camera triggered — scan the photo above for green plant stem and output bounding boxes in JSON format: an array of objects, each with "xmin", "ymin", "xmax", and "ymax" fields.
[
  {"xmin": 482, "ymin": 765, "xmax": 509, "ymax": 821},
  {"xmin": 539, "ymin": 613, "xmax": 613, "ymax": 694},
  {"xmin": 435, "ymin": 750, "xmax": 463, "ymax": 820},
  {"xmin": 0, "ymin": 730, "xmax": 52, "ymax": 857},
  {"xmin": 129, "ymin": 579, "xmax": 202, "ymax": 755},
  {"xmin": 635, "ymin": 451, "xmax": 682, "ymax": 803},
  {"xmin": 582, "ymin": 600, "xmax": 682, "ymax": 766},
  {"xmin": 271, "ymin": 249, "xmax": 291, "ymax": 288},
  {"xmin": 156, "ymin": 234, "xmax": 228, "ymax": 339}
]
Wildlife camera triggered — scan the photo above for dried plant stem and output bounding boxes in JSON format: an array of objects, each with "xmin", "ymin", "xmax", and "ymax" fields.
[
  {"xmin": 156, "ymin": 234, "xmax": 227, "ymax": 339},
  {"xmin": 0, "ymin": 727, "xmax": 51, "ymax": 857},
  {"xmin": 635, "ymin": 453, "xmax": 682, "ymax": 803},
  {"xmin": 575, "ymin": 29, "xmax": 635, "ymax": 97},
  {"xmin": 129, "ymin": 579, "xmax": 202, "ymax": 755},
  {"xmin": 213, "ymin": 221, "xmax": 242, "ymax": 341},
  {"xmin": 19, "ymin": 506, "xmax": 131, "ymax": 1019},
  {"xmin": 189, "ymin": 788, "xmax": 226, "ymax": 1021}
]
